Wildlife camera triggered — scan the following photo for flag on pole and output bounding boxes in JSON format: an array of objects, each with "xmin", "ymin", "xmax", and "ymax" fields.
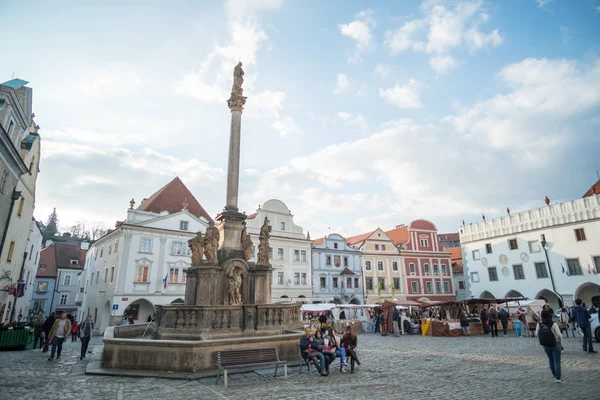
[
  {"xmin": 163, "ymin": 274, "xmax": 168, "ymax": 289},
  {"xmin": 561, "ymin": 264, "xmax": 566, "ymax": 275}
]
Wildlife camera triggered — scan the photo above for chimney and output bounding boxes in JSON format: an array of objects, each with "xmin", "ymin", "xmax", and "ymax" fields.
[{"xmin": 80, "ymin": 242, "xmax": 90, "ymax": 251}]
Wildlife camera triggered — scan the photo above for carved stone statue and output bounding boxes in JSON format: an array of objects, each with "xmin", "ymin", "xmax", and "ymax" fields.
[
  {"xmin": 242, "ymin": 234, "xmax": 253, "ymax": 261},
  {"xmin": 228, "ymin": 268, "xmax": 243, "ymax": 305},
  {"xmin": 188, "ymin": 232, "xmax": 204, "ymax": 265},
  {"xmin": 256, "ymin": 217, "xmax": 272, "ymax": 265},
  {"xmin": 203, "ymin": 221, "xmax": 220, "ymax": 263},
  {"xmin": 232, "ymin": 62, "xmax": 244, "ymax": 93}
]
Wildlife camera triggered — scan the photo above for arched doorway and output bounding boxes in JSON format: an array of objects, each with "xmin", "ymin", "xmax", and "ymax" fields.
[
  {"xmin": 480, "ymin": 291, "xmax": 495, "ymax": 299},
  {"xmin": 536, "ymin": 289, "xmax": 561, "ymax": 309},
  {"xmin": 505, "ymin": 290, "xmax": 525, "ymax": 299},
  {"xmin": 124, "ymin": 298, "xmax": 155, "ymax": 324},
  {"xmin": 574, "ymin": 283, "xmax": 600, "ymax": 308}
]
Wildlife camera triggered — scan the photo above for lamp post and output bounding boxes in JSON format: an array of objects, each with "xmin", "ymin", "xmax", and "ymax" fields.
[
  {"xmin": 361, "ymin": 268, "xmax": 366, "ymax": 304},
  {"xmin": 541, "ymin": 234, "xmax": 562, "ymax": 307}
]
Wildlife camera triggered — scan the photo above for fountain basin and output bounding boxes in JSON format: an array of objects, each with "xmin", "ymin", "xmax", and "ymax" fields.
[{"xmin": 101, "ymin": 324, "xmax": 303, "ymax": 372}]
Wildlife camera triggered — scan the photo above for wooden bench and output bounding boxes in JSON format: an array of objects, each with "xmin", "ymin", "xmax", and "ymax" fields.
[{"xmin": 216, "ymin": 347, "xmax": 288, "ymax": 387}]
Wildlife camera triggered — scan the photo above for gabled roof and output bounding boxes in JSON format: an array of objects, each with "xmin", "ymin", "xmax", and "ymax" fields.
[
  {"xmin": 1, "ymin": 78, "xmax": 29, "ymax": 89},
  {"xmin": 385, "ymin": 226, "xmax": 410, "ymax": 246},
  {"xmin": 55, "ymin": 243, "xmax": 86, "ymax": 270},
  {"xmin": 339, "ymin": 267, "xmax": 357, "ymax": 276},
  {"xmin": 346, "ymin": 230, "xmax": 374, "ymax": 246},
  {"xmin": 583, "ymin": 180, "xmax": 600, "ymax": 198},
  {"xmin": 137, "ymin": 177, "xmax": 213, "ymax": 222},
  {"xmin": 448, "ymin": 247, "xmax": 462, "ymax": 263},
  {"xmin": 313, "ymin": 237, "xmax": 325, "ymax": 245},
  {"xmin": 36, "ymin": 247, "xmax": 57, "ymax": 278}
]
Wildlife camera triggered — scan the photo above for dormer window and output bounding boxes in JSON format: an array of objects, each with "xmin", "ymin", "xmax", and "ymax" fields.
[
  {"xmin": 70, "ymin": 259, "xmax": 79, "ymax": 265},
  {"xmin": 180, "ymin": 221, "xmax": 189, "ymax": 231},
  {"xmin": 334, "ymin": 243, "xmax": 338, "ymax": 249}
]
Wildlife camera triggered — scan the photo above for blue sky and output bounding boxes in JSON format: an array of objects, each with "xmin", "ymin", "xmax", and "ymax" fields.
[{"xmin": 1, "ymin": 0, "xmax": 599, "ymax": 237}]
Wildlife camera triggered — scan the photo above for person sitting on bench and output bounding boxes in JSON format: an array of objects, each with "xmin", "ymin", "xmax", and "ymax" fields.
[{"xmin": 299, "ymin": 328, "xmax": 328, "ymax": 377}]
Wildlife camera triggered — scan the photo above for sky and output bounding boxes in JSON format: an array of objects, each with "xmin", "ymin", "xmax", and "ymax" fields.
[{"xmin": 1, "ymin": 0, "xmax": 599, "ymax": 239}]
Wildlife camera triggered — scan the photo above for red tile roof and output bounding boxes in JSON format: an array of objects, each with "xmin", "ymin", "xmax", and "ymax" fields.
[
  {"xmin": 447, "ymin": 247, "xmax": 463, "ymax": 263},
  {"xmin": 36, "ymin": 243, "xmax": 86, "ymax": 277},
  {"xmin": 385, "ymin": 226, "xmax": 410, "ymax": 245},
  {"xmin": 339, "ymin": 267, "xmax": 357, "ymax": 275},
  {"xmin": 137, "ymin": 177, "xmax": 213, "ymax": 222},
  {"xmin": 36, "ymin": 247, "xmax": 57, "ymax": 277},
  {"xmin": 583, "ymin": 180, "xmax": 600, "ymax": 198},
  {"xmin": 313, "ymin": 237, "xmax": 325, "ymax": 245},
  {"xmin": 346, "ymin": 231, "xmax": 374, "ymax": 246},
  {"xmin": 439, "ymin": 233, "xmax": 460, "ymax": 242},
  {"xmin": 246, "ymin": 212, "xmax": 257, "ymax": 220}
]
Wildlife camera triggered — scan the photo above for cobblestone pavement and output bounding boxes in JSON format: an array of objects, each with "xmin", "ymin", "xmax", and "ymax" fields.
[{"xmin": 1, "ymin": 333, "xmax": 598, "ymax": 400}]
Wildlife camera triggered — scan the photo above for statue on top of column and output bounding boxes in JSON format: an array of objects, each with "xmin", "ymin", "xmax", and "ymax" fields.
[
  {"xmin": 256, "ymin": 217, "xmax": 272, "ymax": 265},
  {"xmin": 232, "ymin": 62, "xmax": 244, "ymax": 94},
  {"xmin": 203, "ymin": 221, "xmax": 220, "ymax": 263},
  {"xmin": 188, "ymin": 231, "xmax": 204, "ymax": 265}
]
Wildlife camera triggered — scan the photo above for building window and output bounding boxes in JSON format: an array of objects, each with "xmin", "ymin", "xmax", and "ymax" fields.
[
  {"xmin": 301, "ymin": 273, "xmax": 307, "ymax": 285},
  {"xmin": 344, "ymin": 257, "xmax": 348, "ymax": 267},
  {"xmin": 424, "ymin": 264, "xmax": 430, "ymax": 274},
  {"xmin": 110, "ymin": 266, "xmax": 115, "ymax": 282},
  {"xmin": 334, "ymin": 255, "xmax": 341, "ymax": 267},
  {"xmin": 594, "ymin": 256, "xmax": 600, "ymax": 274},
  {"xmin": 320, "ymin": 277, "xmax": 326, "ymax": 289},
  {"xmin": 169, "ymin": 268, "xmax": 179, "ymax": 283},
  {"xmin": 6, "ymin": 241, "xmax": 15, "ymax": 262},
  {"xmin": 426, "ymin": 282, "xmax": 432, "ymax": 293},
  {"xmin": 441, "ymin": 264, "xmax": 447, "ymax": 274},
  {"xmin": 433, "ymin": 264, "xmax": 439, "ymax": 274},
  {"xmin": 382, "ymin": 245, "xmax": 386, "ymax": 251},
  {"xmin": 485, "ymin": 243, "xmax": 492, "ymax": 254},
  {"xmin": 36, "ymin": 281, "xmax": 48, "ymax": 293},
  {"xmin": 472, "ymin": 250, "xmax": 480, "ymax": 260},
  {"xmin": 63, "ymin": 275, "xmax": 71, "ymax": 286},
  {"xmin": 326, "ymin": 255, "xmax": 331, "ymax": 265},
  {"xmin": 566, "ymin": 258, "xmax": 583, "ymax": 276},
  {"xmin": 251, "ymin": 246, "xmax": 256, "ymax": 258},
  {"xmin": 535, "ymin": 262, "xmax": 548, "ymax": 278},
  {"xmin": 95, "ymin": 271, "xmax": 99, "ymax": 285},
  {"xmin": 100, "ymin": 247, "xmax": 104, "ymax": 257},
  {"xmin": 171, "ymin": 241, "xmax": 191, "ymax": 256},
  {"xmin": 301, "ymin": 250, "xmax": 307, "ymax": 262},
  {"xmin": 180, "ymin": 221, "xmax": 189, "ymax": 231},
  {"xmin": 393, "ymin": 278, "xmax": 400, "ymax": 290},
  {"xmin": 346, "ymin": 278, "xmax": 352, "ymax": 288},
  {"xmin": 377, "ymin": 261, "xmax": 383, "ymax": 271},
  {"xmin": 114, "ymin": 240, "xmax": 119, "ymax": 252},
  {"xmin": 294, "ymin": 273, "xmax": 301, "ymax": 285},
  {"xmin": 17, "ymin": 197, "xmax": 24, "ymax": 217},
  {"xmin": 411, "ymin": 282, "xmax": 419, "ymax": 293},
  {"xmin": 294, "ymin": 250, "xmax": 300, "ymax": 261},
  {"xmin": 528, "ymin": 241, "xmax": 541, "ymax": 253},
  {"xmin": 574, "ymin": 228, "xmax": 586, "ymax": 241},
  {"xmin": 0, "ymin": 169, "xmax": 8, "ymax": 193},
  {"xmin": 354, "ymin": 277, "xmax": 359, "ymax": 288},
  {"xmin": 104, "ymin": 268, "xmax": 108, "ymax": 283},
  {"xmin": 365, "ymin": 277, "xmax": 373, "ymax": 290},
  {"xmin": 136, "ymin": 266, "xmax": 150, "ymax": 282},
  {"xmin": 333, "ymin": 277, "xmax": 338, "ymax": 289},
  {"xmin": 513, "ymin": 264, "xmax": 525, "ymax": 280},
  {"xmin": 33, "ymin": 300, "xmax": 44, "ymax": 313},
  {"xmin": 375, "ymin": 244, "xmax": 379, "ymax": 250},
  {"xmin": 392, "ymin": 261, "xmax": 398, "ymax": 271},
  {"xmin": 488, "ymin": 267, "xmax": 498, "ymax": 282},
  {"xmin": 365, "ymin": 261, "xmax": 371, "ymax": 270},
  {"xmin": 269, "ymin": 247, "xmax": 273, "ymax": 259},
  {"xmin": 277, "ymin": 248, "xmax": 284, "ymax": 260},
  {"xmin": 409, "ymin": 263, "xmax": 416, "ymax": 273},
  {"xmin": 59, "ymin": 294, "xmax": 68, "ymax": 305},
  {"xmin": 108, "ymin": 245, "xmax": 112, "ymax": 255},
  {"xmin": 420, "ymin": 238, "xmax": 429, "ymax": 247},
  {"xmin": 508, "ymin": 239, "xmax": 518, "ymax": 250},
  {"xmin": 458, "ymin": 280, "xmax": 465, "ymax": 290},
  {"xmin": 378, "ymin": 278, "xmax": 385, "ymax": 290},
  {"xmin": 40, "ymin": 263, "xmax": 46, "ymax": 269},
  {"xmin": 470, "ymin": 272, "xmax": 479, "ymax": 283},
  {"xmin": 280, "ymin": 222, "xmax": 285, "ymax": 230},
  {"xmin": 443, "ymin": 282, "xmax": 450, "ymax": 292},
  {"xmin": 140, "ymin": 238, "xmax": 153, "ymax": 253},
  {"xmin": 333, "ymin": 242, "xmax": 338, "ymax": 249},
  {"xmin": 435, "ymin": 282, "xmax": 442, "ymax": 293},
  {"xmin": 277, "ymin": 272, "xmax": 284, "ymax": 285}
]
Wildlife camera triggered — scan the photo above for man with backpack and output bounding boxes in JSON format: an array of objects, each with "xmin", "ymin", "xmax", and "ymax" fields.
[
  {"xmin": 572, "ymin": 298, "xmax": 597, "ymax": 353},
  {"xmin": 536, "ymin": 310, "xmax": 563, "ymax": 383},
  {"xmin": 498, "ymin": 307, "xmax": 510, "ymax": 337}
]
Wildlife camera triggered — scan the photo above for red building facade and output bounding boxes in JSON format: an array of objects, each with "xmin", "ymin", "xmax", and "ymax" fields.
[{"xmin": 386, "ymin": 220, "xmax": 456, "ymax": 302}]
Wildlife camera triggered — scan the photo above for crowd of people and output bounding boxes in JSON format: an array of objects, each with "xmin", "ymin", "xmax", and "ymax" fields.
[
  {"xmin": 299, "ymin": 325, "xmax": 361, "ymax": 376},
  {"xmin": 29, "ymin": 311, "xmax": 94, "ymax": 361}
]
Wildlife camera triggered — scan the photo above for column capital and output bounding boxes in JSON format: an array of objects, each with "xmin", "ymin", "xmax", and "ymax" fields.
[{"xmin": 227, "ymin": 93, "xmax": 247, "ymax": 112}]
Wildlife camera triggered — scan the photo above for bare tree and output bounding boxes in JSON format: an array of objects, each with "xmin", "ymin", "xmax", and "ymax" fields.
[{"xmin": 90, "ymin": 221, "xmax": 108, "ymax": 240}]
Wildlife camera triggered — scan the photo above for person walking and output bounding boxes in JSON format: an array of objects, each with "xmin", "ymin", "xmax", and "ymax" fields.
[
  {"xmin": 480, "ymin": 307, "xmax": 489, "ymax": 335},
  {"xmin": 498, "ymin": 307, "xmax": 510, "ymax": 337},
  {"xmin": 488, "ymin": 306, "xmax": 498, "ymax": 337},
  {"xmin": 78, "ymin": 315, "xmax": 93, "ymax": 360},
  {"xmin": 572, "ymin": 298, "xmax": 597, "ymax": 353},
  {"xmin": 536, "ymin": 310, "xmax": 563, "ymax": 383},
  {"xmin": 559, "ymin": 307, "xmax": 570, "ymax": 338},
  {"xmin": 71, "ymin": 321, "xmax": 79, "ymax": 342},
  {"xmin": 33, "ymin": 316, "xmax": 45, "ymax": 350},
  {"xmin": 392, "ymin": 307, "xmax": 400, "ymax": 337},
  {"xmin": 459, "ymin": 308, "xmax": 470, "ymax": 336},
  {"xmin": 516, "ymin": 306, "xmax": 528, "ymax": 338},
  {"xmin": 48, "ymin": 311, "xmax": 71, "ymax": 361},
  {"xmin": 378, "ymin": 312, "xmax": 387, "ymax": 336},
  {"xmin": 42, "ymin": 312, "xmax": 56, "ymax": 353}
]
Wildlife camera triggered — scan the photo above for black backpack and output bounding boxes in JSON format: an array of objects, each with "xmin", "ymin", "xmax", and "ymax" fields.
[{"xmin": 538, "ymin": 322, "xmax": 556, "ymax": 346}]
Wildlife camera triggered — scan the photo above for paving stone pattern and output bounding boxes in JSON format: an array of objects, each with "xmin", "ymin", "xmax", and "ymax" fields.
[{"xmin": 1, "ymin": 333, "xmax": 598, "ymax": 400}]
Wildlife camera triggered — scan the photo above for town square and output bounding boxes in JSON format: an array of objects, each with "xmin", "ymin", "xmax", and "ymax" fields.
[{"xmin": 1, "ymin": 1, "xmax": 599, "ymax": 399}]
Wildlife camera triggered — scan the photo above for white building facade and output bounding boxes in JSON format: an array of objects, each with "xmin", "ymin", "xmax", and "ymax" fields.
[
  {"xmin": 461, "ymin": 194, "xmax": 600, "ymax": 309},
  {"xmin": 245, "ymin": 199, "xmax": 313, "ymax": 302},
  {"xmin": 13, "ymin": 219, "xmax": 43, "ymax": 320},
  {"xmin": 311, "ymin": 234, "xmax": 362, "ymax": 304},
  {"xmin": 79, "ymin": 177, "xmax": 211, "ymax": 333}
]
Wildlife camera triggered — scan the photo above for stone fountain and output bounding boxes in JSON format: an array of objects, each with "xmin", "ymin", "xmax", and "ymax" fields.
[{"xmin": 100, "ymin": 63, "xmax": 302, "ymax": 373}]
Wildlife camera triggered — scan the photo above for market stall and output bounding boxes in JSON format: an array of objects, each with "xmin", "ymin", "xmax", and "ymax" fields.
[{"xmin": 380, "ymin": 300, "xmax": 421, "ymax": 334}]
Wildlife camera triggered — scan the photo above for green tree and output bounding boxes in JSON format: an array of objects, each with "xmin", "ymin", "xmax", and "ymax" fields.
[{"xmin": 44, "ymin": 208, "xmax": 59, "ymax": 240}]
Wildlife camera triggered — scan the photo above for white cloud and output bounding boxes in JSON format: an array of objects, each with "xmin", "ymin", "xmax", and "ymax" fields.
[
  {"xmin": 271, "ymin": 117, "xmax": 303, "ymax": 137},
  {"xmin": 336, "ymin": 112, "xmax": 369, "ymax": 131},
  {"xmin": 374, "ymin": 64, "xmax": 391, "ymax": 78},
  {"xmin": 383, "ymin": 19, "xmax": 427, "ymax": 54},
  {"xmin": 60, "ymin": 62, "xmax": 144, "ymax": 99},
  {"xmin": 465, "ymin": 28, "xmax": 503, "ymax": 51},
  {"xmin": 334, "ymin": 73, "xmax": 349, "ymax": 94},
  {"xmin": 429, "ymin": 55, "xmax": 458, "ymax": 74},
  {"xmin": 248, "ymin": 90, "xmax": 286, "ymax": 117},
  {"xmin": 537, "ymin": 0, "xmax": 552, "ymax": 7},
  {"xmin": 379, "ymin": 80, "xmax": 423, "ymax": 108},
  {"xmin": 339, "ymin": 10, "xmax": 376, "ymax": 61},
  {"xmin": 356, "ymin": 85, "xmax": 367, "ymax": 97}
]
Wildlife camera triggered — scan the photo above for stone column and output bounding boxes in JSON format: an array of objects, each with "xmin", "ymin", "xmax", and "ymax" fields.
[
  {"xmin": 224, "ymin": 92, "xmax": 246, "ymax": 212},
  {"xmin": 116, "ymin": 232, "xmax": 133, "ymax": 293}
]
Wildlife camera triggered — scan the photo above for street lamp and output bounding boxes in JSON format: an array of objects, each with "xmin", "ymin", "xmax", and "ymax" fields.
[{"xmin": 540, "ymin": 234, "xmax": 563, "ymax": 307}]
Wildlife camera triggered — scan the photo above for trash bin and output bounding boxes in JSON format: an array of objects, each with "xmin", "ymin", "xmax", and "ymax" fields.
[{"xmin": 0, "ymin": 329, "xmax": 31, "ymax": 350}]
